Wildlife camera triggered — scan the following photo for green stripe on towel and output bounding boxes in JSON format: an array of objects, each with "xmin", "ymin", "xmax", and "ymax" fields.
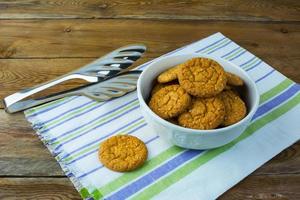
[
  {"xmin": 202, "ymin": 39, "xmax": 230, "ymax": 54},
  {"xmin": 259, "ymin": 79, "xmax": 293, "ymax": 104},
  {"xmin": 44, "ymin": 101, "xmax": 99, "ymax": 128},
  {"xmin": 225, "ymin": 48, "xmax": 243, "ymax": 60},
  {"xmin": 25, "ymin": 97, "xmax": 68, "ymax": 115},
  {"xmin": 243, "ymin": 57, "xmax": 260, "ymax": 70},
  {"xmin": 54, "ymin": 100, "xmax": 139, "ymax": 145},
  {"xmin": 99, "ymin": 146, "xmax": 184, "ymax": 196}
]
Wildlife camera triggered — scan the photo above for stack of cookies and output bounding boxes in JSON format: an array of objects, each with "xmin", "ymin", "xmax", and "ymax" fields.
[{"xmin": 149, "ymin": 57, "xmax": 247, "ymax": 130}]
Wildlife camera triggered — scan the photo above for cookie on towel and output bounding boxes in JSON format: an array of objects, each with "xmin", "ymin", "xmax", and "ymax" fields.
[{"xmin": 99, "ymin": 135, "xmax": 148, "ymax": 172}]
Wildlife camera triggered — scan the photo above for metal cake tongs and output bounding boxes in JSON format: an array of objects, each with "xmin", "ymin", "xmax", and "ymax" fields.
[{"xmin": 3, "ymin": 44, "xmax": 146, "ymax": 113}]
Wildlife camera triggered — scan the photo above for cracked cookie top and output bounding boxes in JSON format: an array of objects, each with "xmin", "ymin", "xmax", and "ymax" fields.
[
  {"xmin": 149, "ymin": 84, "xmax": 191, "ymax": 119},
  {"xmin": 99, "ymin": 135, "xmax": 148, "ymax": 172},
  {"xmin": 157, "ymin": 65, "xmax": 179, "ymax": 83},
  {"xmin": 178, "ymin": 96, "xmax": 225, "ymax": 130},
  {"xmin": 219, "ymin": 90, "xmax": 247, "ymax": 126},
  {"xmin": 177, "ymin": 57, "xmax": 227, "ymax": 97}
]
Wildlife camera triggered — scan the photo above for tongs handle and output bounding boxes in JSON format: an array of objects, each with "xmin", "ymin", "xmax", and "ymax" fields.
[
  {"xmin": 4, "ymin": 70, "xmax": 141, "ymax": 113},
  {"xmin": 4, "ymin": 90, "xmax": 78, "ymax": 114},
  {"xmin": 3, "ymin": 74, "xmax": 97, "ymax": 109}
]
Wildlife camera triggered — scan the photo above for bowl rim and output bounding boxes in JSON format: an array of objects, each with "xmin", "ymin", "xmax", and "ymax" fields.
[{"xmin": 137, "ymin": 53, "xmax": 260, "ymax": 135}]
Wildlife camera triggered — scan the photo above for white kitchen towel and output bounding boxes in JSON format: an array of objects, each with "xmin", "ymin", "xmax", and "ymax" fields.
[{"xmin": 25, "ymin": 32, "xmax": 300, "ymax": 200}]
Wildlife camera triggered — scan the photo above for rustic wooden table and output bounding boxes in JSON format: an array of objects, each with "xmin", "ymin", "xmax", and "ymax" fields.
[{"xmin": 0, "ymin": 1, "xmax": 299, "ymax": 199}]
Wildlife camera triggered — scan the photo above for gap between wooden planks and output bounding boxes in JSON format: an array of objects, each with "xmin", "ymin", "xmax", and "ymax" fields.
[
  {"xmin": 0, "ymin": 0, "xmax": 299, "ymax": 22},
  {"xmin": 0, "ymin": 19, "xmax": 299, "ymax": 59}
]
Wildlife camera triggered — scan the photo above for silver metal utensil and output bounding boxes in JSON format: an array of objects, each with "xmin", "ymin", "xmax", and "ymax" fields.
[
  {"xmin": 3, "ymin": 44, "xmax": 146, "ymax": 113},
  {"xmin": 4, "ymin": 70, "xmax": 142, "ymax": 113}
]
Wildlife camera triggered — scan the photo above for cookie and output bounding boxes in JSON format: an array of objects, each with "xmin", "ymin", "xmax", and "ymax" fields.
[
  {"xmin": 177, "ymin": 57, "xmax": 227, "ymax": 97},
  {"xmin": 151, "ymin": 80, "xmax": 178, "ymax": 96},
  {"xmin": 178, "ymin": 96, "xmax": 225, "ymax": 129},
  {"xmin": 151, "ymin": 83, "xmax": 165, "ymax": 95},
  {"xmin": 219, "ymin": 90, "xmax": 247, "ymax": 126},
  {"xmin": 224, "ymin": 85, "xmax": 232, "ymax": 90},
  {"xmin": 157, "ymin": 66, "xmax": 179, "ymax": 83},
  {"xmin": 226, "ymin": 72, "xmax": 244, "ymax": 86},
  {"xmin": 99, "ymin": 135, "xmax": 148, "ymax": 172},
  {"xmin": 149, "ymin": 84, "xmax": 191, "ymax": 119}
]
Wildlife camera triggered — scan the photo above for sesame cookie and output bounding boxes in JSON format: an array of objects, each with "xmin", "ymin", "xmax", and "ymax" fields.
[
  {"xmin": 99, "ymin": 135, "xmax": 148, "ymax": 172},
  {"xmin": 219, "ymin": 90, "xmax": 247, "ymax": 126},
  {"xmin": 149, "ymin": 84, "xmax": 191, "ymax": 119},
  {"xmin": 178, "ymin": 96, "xmax": 225, "ymax": 129},
  {"xmin": 177, "ymin": 58, "xmax": 227, "ymax": 97},
  {"xmin": 157, "ymin": 66, "xmax": 179, "ymax": 83},
  {"xmin": 226, "ymin": 72, "xmax": 244, "ymax": 86}
]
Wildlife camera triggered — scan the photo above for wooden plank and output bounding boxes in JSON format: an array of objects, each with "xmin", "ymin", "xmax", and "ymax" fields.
[
  {"xmin": 0, "ymin": 110, "xmax": 299, "ymax": 176},
  {"xmin": 0, "ymin": 0, "xmax": 299, "ymax": 21},
  {"xmin": 0, "ymin": 58, "xmax": 93, "ymax": 108},
  {"xmin": 0, "ymin": 175, "xmax": 299, "ymax": 199},
  {"xmin": 220, "ymin": 174, "xmax": 300, "ymax": 200},
  {"xmin": 0, "ymin": 20, "xmax": 299, "ymax": 59},
  {"xmin": 254, "ymin": 142, "xmax": 300, "ymax": 176},
  {"xmin": 0, "ymin": 111, "xmax": 64, "ymax": 176},
  {"xmin": 0, "ymin": 178, "xmax": 81, "ymax": 200}
]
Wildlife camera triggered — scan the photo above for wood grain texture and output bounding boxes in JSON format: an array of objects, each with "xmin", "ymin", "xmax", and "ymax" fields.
[
  {"xmin": 0, "ymin": 178, "xmax": 81, "ymax": 200},
  {"xmin": 0, "ymin": 0, "xmax": 299, "ymax": 21},
  {"xmin": 0, "ymin": 57, "xmax": 147, "ymax": 108},
  {"xmin": 0, "ymin": 19, "xmax": 299, "ymax": 59},
  {"xmin": 0, "ymin": 58, "xmax": 93, "ymax": 107},
  {"xmin": 0, "ymin": 175, "xmax": 299, "ymax": 200},
  {"xmin": 0, "ymin": 111, "xmax": 64, "ymax": 176},
  {"xmin": 220, "ymin": 174, "xmax": 300, "ymax": 200}
]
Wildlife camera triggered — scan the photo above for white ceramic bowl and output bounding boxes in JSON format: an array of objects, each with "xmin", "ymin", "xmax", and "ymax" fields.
[{"xmin": 137, "ymin": 53, "xmax": 259, "ymax": 149}]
